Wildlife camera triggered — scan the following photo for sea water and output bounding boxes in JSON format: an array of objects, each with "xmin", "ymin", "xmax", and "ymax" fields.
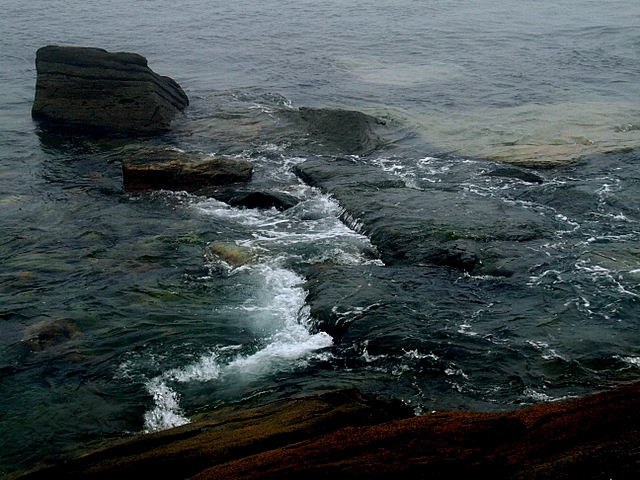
[{"xmin": 1, "ymin": 0, "xmax": 639, "ymax": 476}]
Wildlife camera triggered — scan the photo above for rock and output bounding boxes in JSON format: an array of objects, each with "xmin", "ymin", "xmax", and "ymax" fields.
[
  {"xmin": 295, "ymin": 157, "xmax": 551, "ymax": 276},
  {"xmin": 16, "ymin": 383, "xmax": 640, "ymax": 479},
  {"xmin": 22, "ymin": 318, "xmax": 78, "ymax": 352},
  {"xmin": 32, "ymin": 45, "xmax": 188, "ymax": 135},
  {"xmin": 122, "ymin": 149, "xmax": 252, "ymax": 192},
  {"xmin": 298, "ymin": 107, "xmax": 386, "ymax": 155},
  {"xmin": 209, "ymin": 190, "xmax": 299, "ymax": 211},
  {"xmin": 16, "ymin": 389, "xmax": 410, "ymax": 480},
  {"xmin": 482, "ymin": 167, "xmax": 544, "ymax": 184},
  {"xmin": 206, "ymin": 242, "xmax": 253, "ymax": 266}
]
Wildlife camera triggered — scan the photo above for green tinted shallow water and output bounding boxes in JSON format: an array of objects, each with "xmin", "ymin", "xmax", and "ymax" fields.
[{"xmin": 1, "ymin": 0, "xmax": 640, "ymax": 476}]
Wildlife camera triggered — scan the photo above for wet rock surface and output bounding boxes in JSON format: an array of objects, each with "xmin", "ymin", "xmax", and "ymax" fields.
[
  {"xmin": 208, "ymin": 189, "xmax": 299, "ymax": 211},
  {"xmin": 122, "ymin": 149, "xmax": 252, "ymax": 192},
  {"xmin": 482, "ymin": 167, "xmax": 544, "ymax": 184},
  {"xmin": 17, "ymin": 383, "xmax": 640, "ymax": 479},
  {"xmin": 295, "ymin": 157, "xmax": 551, "ymax": 275},
  {"xmin": 32, "ymin": 46, "xmax": 188, "ymax": 134}
]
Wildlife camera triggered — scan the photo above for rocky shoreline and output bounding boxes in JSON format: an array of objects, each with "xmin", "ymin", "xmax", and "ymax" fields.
[
  {"xmin": 16, "ymin": 383, "xmax": 639, "ymax": 479},
  {"xmin": 18, "ymin": 46, "xmax": 639, "ymax": 478}
]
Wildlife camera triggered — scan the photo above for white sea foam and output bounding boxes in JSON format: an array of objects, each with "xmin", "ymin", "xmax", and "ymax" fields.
[
  {"xmin": 142, "ymin": 263, "xmax": 333, "ymax": 432},
  {"xmin": 526, "ymin": 340, "xmax": 566, "ymax": 361},
  {"xmin": 523, "ymin": 387, "xmax": 573, "ymax": 403},
  {"xmin": 139, "ymin": 158, "xmax": 390, "ymax": 432},
  {"xmin": 143, "ymin": 379, "xmax": 190, "ymax": 432},
  {"xmin": 575, "ymin": 260, "xmax": 639, "ymax": 299},
  {"xmin": 617, "ymin": 356, "xmax": 640, "ymax": 367}
]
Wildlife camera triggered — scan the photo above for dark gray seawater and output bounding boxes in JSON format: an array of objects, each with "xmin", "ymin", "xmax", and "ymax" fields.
[{"xmin": 1, "ymin": 0, "xmax": 639, "ymax": 476}]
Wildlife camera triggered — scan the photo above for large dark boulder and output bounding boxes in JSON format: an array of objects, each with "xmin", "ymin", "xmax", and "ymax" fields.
[
  {"xmin": 32, "ymin": 46, "xmax": 189, "ymax": 134},
  {"xmin": 122, "ymin": 149, "xmax": 252, "ymax": 192}
]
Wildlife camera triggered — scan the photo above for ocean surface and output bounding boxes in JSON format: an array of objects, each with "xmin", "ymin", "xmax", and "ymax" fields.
[{"xmin": 1, "ymin": 0, "xmax": 639, "ymax": 476}]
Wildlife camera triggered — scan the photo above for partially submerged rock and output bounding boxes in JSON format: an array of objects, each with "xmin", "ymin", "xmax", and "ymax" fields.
[
  {"xmin": 209, "ymin": 189, "xmax": 299, "ymax": 211},
  {"xmin": 295, "ymin": 157, "xmax": 551, "ymax": 275},
  {"xmin": 16, "ymin": 383, "xmax": 640, "ymax": 479},
  {"xmin": 298, "ymin": 107, "xmax": 386, "ymax": 155},
  {"xmin": 482, "ymin": 167, "xmax": 544, "ymax": 184},
  {"xmin": 122, "ymin": 150, "xmax": 252, "ymax": 192},
  {"xmin": 205, "ymin": 242, "xmax": 253, "ymax": 266},
  {"xmin": 32, "ymin": 46, "xmax": 188, "ymax": 135}
]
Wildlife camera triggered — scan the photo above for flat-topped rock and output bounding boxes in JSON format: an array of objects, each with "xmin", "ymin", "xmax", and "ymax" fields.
[
  {"xmin": 32, "ymin": 46, "xmax": 189, "ymax": 135},
  {"xmin": 122, "ymin": 149, "xmax": 252, "ymax": 192}
]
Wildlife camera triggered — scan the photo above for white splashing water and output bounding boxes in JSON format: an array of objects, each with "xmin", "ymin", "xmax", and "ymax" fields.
[
  {"xmin": 143, "ymin": 263, "xmax": 333, "ymax": 433},
  {"xmin": 139, "ymin": 179, "xmax": 381, "ymax": 432}
]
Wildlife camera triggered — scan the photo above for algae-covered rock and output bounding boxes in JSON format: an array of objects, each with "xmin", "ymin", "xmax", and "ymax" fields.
[
  {"xmin": 32, "ymin": 45, "xmax": 188, "ymax": 135},
  {"xmin": 295, "ymin": 157, "xmax": 551, "ymax": 275},
  {"xmin": 206, "ymin": 242, "xmax": 253, "ymax": 266}
]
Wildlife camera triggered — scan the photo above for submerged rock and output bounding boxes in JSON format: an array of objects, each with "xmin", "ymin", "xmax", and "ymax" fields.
[
  {"xmin": 16, "ymin": 383, "xmax": 640, "ymax": 479},
  {"xmin": 22, "ymin": 318, "xmax": 78, "ymax": 352},
  {"xmin": 298, "ymin": 107, "xmax": 386, "ymax": 155},
  {"xmin": 122, "ymin": 149, "xmax": 252, "ymax": 192},
  {"xmin": 32, "ymin": 45, "xmax": 188, "ymax": 135},
  {"xmin": 295, "ymin": 157, "xmax": 551, "ymax": 275}
]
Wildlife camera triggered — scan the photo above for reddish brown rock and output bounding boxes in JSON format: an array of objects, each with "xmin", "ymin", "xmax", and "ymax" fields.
[
  {"xmin": 122, "ymin": 149, "xmax": 252, "ymax": 192},
  {"xmin": 17, "ymin": 383, "xmax": 640, "ymax": 479}
]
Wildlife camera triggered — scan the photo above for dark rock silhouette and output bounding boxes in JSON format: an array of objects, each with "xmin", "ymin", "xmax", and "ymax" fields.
[
  {"xmin": 209, "ymin": 190, "xmax": 299, "ymax": 211},
  {"xmin": 483, "ymin": 167, "xmax": 544, "ymax": 184}
]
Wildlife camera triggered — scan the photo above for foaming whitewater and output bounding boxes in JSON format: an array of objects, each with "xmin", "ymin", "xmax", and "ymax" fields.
[
  {"xmin": 141, "ymin": 174, "xmax": 379, "ymax": 432},
  {"xmin": 143, "ymin": 263, "xmax": 333, "ymax": 432}
]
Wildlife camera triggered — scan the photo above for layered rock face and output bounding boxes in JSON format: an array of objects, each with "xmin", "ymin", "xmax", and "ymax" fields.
[
  {"xmin": 32, "ymin": 46, "xmax": 189, "ymax": 134},
  {"xmin": 17, "ymin": 383, "xmax": 640, "ymax": 479}
]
